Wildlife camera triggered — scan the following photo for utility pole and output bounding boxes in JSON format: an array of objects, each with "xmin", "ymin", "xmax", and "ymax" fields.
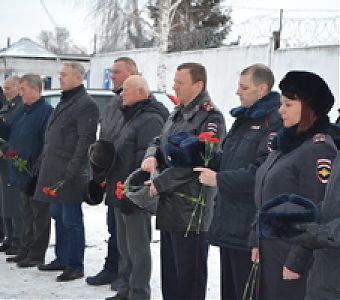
[
  {"xmin": 93, "ymin": 34, "xmax": 97, "ymax": 55},
  {"xmin": 273, "ymin": 9, "xmax": 283, "ymax": 50}
]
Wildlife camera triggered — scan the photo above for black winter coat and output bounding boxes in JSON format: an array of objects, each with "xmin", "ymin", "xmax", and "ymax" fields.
[
  {"xmin": 101, "ymin": 96, "xmax": 169, "ymax": 209},
  {"xmin": 0, "ymin": 97, "xmax": 53, "ymax": 188},
  {"xmin": 252, "ymin": 117, "xmax": 338, "ymax": 300},
  {"xmin": 297, "ymin": 152, "xmax": 340, "ymax": 300},
  {"xmin": 145, "ymin": 91, "xmax": 226, "ymax": 232},
  {"xmin": 0, "ymin": 95, "xmax": 23, "ymax": 215},
  {"xmin": 208, "ymin": 91, "xmax": 282, "ymax": 249},
  {"xmin": 35, "ymin": 85, "xmax": 99, "ymax": 204}
]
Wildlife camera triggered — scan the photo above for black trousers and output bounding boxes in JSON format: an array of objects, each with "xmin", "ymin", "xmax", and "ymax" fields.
[
  {"xmin": 160, "ymin": 231, "xmax": 209, "ymax": 300},
  {"xmin": 20, "ymin": 193, "xmax": 51, "ymax": 261},
  {"xmin": 220, "ymin": 247, "xmax": 252, "ymax": 300}
]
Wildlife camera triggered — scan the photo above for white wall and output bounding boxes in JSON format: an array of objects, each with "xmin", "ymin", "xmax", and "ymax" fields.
[
  {"xmin": 90, "ymin": 45, "xmax": 340, "ymax": 126},
  {"xmin": 0, "ymin": 58, "xmax": 90, "ymax": 89}
]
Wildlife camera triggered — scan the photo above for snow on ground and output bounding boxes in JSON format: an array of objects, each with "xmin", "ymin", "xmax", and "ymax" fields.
[{"xmin": 0, "ymin": 203, "xmax": 220, "ymax": 299}]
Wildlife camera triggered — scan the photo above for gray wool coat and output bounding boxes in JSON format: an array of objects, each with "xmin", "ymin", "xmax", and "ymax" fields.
[{"xmin": 34, "ymin": 85, "xmax": 99, "ymax": 204}]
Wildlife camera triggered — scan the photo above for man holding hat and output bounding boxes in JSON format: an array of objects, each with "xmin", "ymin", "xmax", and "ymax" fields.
[
  {"xmin": 102, "ymin": 75, "xmax": 168, "ymax": 300},
  {"xmin": 141, "ymin": 62, "xmax": 226, "ymax": 300}
]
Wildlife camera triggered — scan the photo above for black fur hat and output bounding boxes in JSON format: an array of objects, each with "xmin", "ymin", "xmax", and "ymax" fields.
[
  {"xmin": 258, "ymin": 193, "xmax": 319, "ymax": 239},
  {"xmin": 163, "ymin": 132, "xmax": 205, "ymax": 167},
  {"xmin": 84, "ymin": 179, "xmax": 105, "ymax": 206},
  {"xmin": 279, "ymin": 71, "xmax": 334, "ymax": 117},
  {"xmin": 88, "ymin": 140, "xmax": 115, "ymax": 171}
]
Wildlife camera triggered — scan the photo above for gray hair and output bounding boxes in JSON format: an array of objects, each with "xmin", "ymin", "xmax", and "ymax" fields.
[
  {"xmin": 5, "ymin": 76, "xmax": 20, "ymax": 87},
  {"xmin": 63, "ymin": 62, "xmax": 85, "ymax": 78},
  {"xmin": 19, "ymin": 74, "xmax": 42, "ymax": 93},
  {"xmin": 241, "ymin": 64, "xmax": 275, "ymax": 90}
]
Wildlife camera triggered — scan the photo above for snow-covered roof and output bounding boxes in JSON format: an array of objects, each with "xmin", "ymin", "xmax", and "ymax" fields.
[{"xmin": 0, "ymin": 37, "xmax": 57, "ymax": 58}]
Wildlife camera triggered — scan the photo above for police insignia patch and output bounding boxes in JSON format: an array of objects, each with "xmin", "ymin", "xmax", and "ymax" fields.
[
  {"xmin": 316, "ymin": 158, "xmax": 332, "ymax": 183},
  {"xmin": 313, "ymin": 133, "xmax": 326, "ymax": 144},
  {"xmin": 267, "ymin": 132, "xmax": 277, "ymax": 152}
]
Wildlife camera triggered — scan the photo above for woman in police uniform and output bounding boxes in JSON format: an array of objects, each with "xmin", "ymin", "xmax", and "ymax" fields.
[{"xmin": 250, "ymin": 71, "xmax": 338, "ymax": 299}]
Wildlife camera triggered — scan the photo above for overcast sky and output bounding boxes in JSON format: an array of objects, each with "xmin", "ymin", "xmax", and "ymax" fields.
[{"xmin": 1, "ymin": 0, "xmax": 339, "ymax": 53}]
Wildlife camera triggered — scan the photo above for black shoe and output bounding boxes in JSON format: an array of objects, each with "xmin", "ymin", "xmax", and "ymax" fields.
[
  {"xmin": 38, "ymin": 260, "xmax": 66, "ymax": 271},
  {"xmin": 0, "ymin": 243, "xmax": 10, "ymax": 252},
  {"xmin": 5, "ymin": 246, "xmax": 19, "ymax": 256},
  {"xmin": 6, "ymin": 253, "xmax": 26, "ymax": 263},
  {"xmin": 86, "ymin": 269, "xmax": 114, "ymax": 286},
  {"xmin": 56, "ymin": 268, "xmax": 84, "ymax": 282},
  {"xmin": 17, "ymin": 257, "xmax": 44, "ymax": 268}
]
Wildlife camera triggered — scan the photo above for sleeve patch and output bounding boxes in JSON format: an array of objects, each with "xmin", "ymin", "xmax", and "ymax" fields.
[
  {"xmin": 206, "ymin": 122, "xmax": 218, "ymax": 134},
  {"xmin": 316, "ymin": 158, "xmax": 332, "ymax": 183}
]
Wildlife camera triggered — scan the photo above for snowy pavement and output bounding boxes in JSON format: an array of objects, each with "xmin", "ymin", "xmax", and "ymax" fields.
[{"xmin": 0, "ymin": 203, "xmax": 220, "ymax": 299}]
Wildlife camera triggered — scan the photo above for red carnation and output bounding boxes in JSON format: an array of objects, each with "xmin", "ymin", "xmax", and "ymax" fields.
[
  {"xmin": 99, "ymin": 180, "xmax": 106, "ymax": 189},
  {"xmin": 4, "ymin": 151, "xmax": 17, "ymax": 158},
  {"xmin": 115, "ymin": 181, "xmax": 124, "ymax": 200},
  {"xmin": 198, "ymin": 131, "xmax": 214, "ymax": 142},
  {"xmin": 207, "ymin": 137, "xmax": 220, "ymax": 144}
]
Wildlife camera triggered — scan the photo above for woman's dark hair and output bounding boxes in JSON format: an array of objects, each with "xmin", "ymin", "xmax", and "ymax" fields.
[{"xmin": 297, "ymin": 101, "xmax": 317, "ymax": 134}]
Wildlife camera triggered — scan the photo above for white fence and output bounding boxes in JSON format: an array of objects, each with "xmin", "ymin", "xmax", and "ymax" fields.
[{"xmin": 90, "ymin": 44, "xmax": 340, "ymax": 125}]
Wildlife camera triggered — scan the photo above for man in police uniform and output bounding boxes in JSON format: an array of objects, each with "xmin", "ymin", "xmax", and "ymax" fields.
[
  {"xmin": 195, "ymin": 64, "xmax": 282, "ymax": 299},
  {"xmin": 141, "ymin": 62, "xmax": 226, "ymax": 300}
]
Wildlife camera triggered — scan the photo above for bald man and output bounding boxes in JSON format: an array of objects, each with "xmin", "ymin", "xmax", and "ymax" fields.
[{"xmin": 100, "ymin": 75, "xmax": 169, "ymax": 300}]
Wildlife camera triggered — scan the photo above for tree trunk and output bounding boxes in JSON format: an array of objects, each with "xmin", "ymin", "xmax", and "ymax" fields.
[{"xmin": 157, "ymin": 0, "xmax": 183, "ymax": 92}]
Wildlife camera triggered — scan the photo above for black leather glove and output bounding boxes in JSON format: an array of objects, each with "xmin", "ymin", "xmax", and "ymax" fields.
[
  {"xmin": 24, "ymin": 175, "xmax": 38, "ymax": 197},
  {"xmin": 120, "ymin": 198, "xmax": 137, "ymax": 215},
  {"xmin": 288, "ymin": 223, "xmax": 322, "ymax": 249}
]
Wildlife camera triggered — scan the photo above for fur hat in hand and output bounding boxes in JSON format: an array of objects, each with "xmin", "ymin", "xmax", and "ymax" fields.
[
  {"xmin": 88, "ymin": 140, "xmax": 115, "ymax": 172},
  {"xmin": 124, "ymin": 168, "xmax": 158, "ymax": 214},
  {"xmin": 84, "ymin": 179, "xmax": 105, "ymax": 206},
  {"xmin": 163, "ymin": 132, "xmax": 205, "ymax": 167},
  {"xmin": 258, "ymin": 193, "xmax": 319, "ymax": 239},
  {"xmin": 279, "ymin": 71, "xmax": 334, "ymax": 117}
]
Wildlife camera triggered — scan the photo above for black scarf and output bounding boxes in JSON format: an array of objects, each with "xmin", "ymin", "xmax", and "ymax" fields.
[
  {"xmin": 120, "ymin": 99, "xmax": 151, "ymax": 121},
  {"xmin": 272, "ymin": 116, "xmax": 331, "ymax": 153}
]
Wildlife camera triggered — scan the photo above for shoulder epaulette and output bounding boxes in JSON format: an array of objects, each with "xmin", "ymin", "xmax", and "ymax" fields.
[{"xmin": 201, "ymin": 101, "xmax": 215, "ymax": 112}]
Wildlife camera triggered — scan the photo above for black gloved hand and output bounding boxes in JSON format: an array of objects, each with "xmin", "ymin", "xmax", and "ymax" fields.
[
  {"xmin": 24, "ymin": 175, "xmax": 38, "ymax": 197},
  {"xmin": 120, "ymin": 198, "xmax": 137, "ymax": 215},
  {"xmin": 287, "ymin": 223, "xmax": 321, "ymax": 249}
]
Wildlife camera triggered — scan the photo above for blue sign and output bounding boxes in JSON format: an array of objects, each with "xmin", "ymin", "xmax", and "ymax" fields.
[{"xmin": 103, "ymin": 68, "xmax": 111, "ymax": 89}]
